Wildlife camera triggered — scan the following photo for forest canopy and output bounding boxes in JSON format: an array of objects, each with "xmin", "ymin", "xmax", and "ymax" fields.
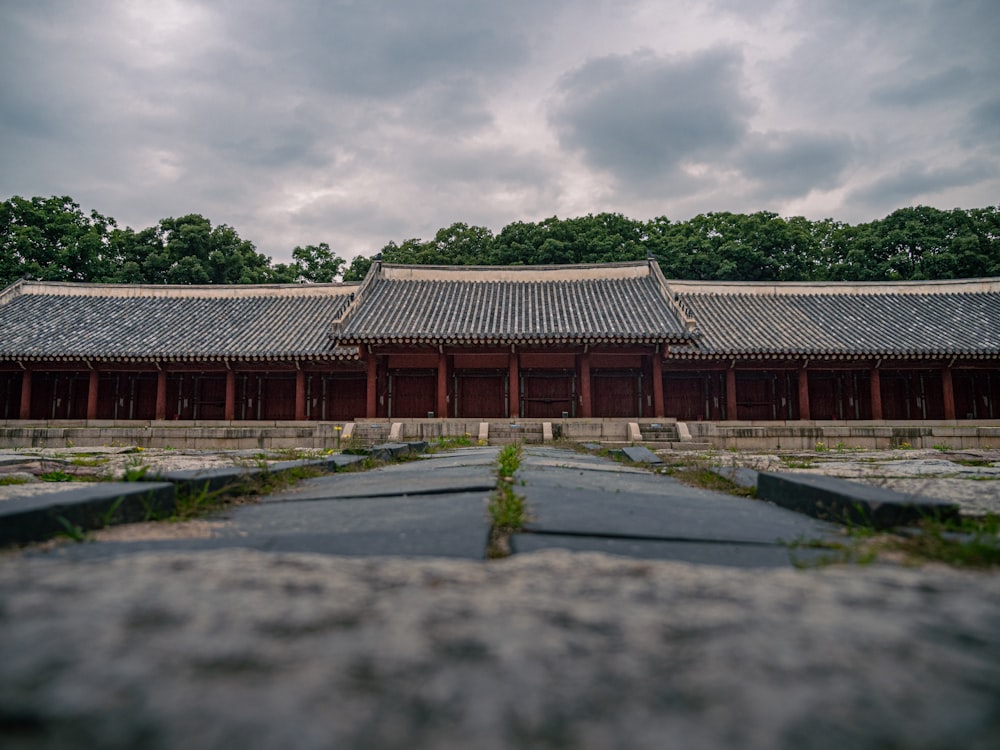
[{"xmin": 2, "ymin": 195, "xmax": 998, "ymax": 288}]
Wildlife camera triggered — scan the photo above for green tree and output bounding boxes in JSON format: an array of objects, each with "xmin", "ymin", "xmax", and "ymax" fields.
[
  {"xmin": 289, "ymin": 242, "xmax": 345, "ymax": 282},
  {"xmin": 0, "ymin": 195, "xmax": 120, "ymax": 286},
  {"xmin": 342, "ymin": 255, "xmax": 374, "ymax": 282}
]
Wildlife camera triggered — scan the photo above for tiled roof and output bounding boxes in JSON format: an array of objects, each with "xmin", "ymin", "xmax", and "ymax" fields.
[
  {"xmin": 0, "ymin": 280, "xmax": 360, "ymax": 361},
  {"xmin": 669, "ymin": 279, "xmax": 1000, "ymax": 358},
  {"xmin": 332, "ymin": 261, "xmax": 694, "ymax": 345}
]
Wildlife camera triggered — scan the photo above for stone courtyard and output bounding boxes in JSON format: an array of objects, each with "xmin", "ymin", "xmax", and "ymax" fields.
[{"xmin": 1, "ymin": 443, "xmax": 998, "ymax": 748}]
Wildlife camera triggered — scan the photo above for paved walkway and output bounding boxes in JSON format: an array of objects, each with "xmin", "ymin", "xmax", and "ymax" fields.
[{"xmin": 34, "ymin": 447, "xmax": 840, "ymax": 566}]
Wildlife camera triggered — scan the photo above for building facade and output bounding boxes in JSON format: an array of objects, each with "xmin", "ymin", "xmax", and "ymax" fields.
[{"xmin": 2, "ymin": 260, "xmax": 998, "ymax": 422}]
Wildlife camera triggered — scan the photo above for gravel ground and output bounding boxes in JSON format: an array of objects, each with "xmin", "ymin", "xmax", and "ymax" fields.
[{"xmin": 673, "ymin": 447, "xmax": 1000, "ymax": 516}]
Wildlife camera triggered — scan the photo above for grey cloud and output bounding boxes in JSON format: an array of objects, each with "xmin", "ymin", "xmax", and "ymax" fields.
[
  {"xmin": 549, "ymin": 48, "xmax": 754, "ymax": 185},
  {"xmin": 964, "ymin": 98, "xmax": 1000, "ymax": 145},
  {"xmin": 871, "ymin": 66, "xmax": 975, "ymax": 108},
  {"xmin": 848, "ymin": 159, "xmax": 996, "ymax": 209},
  {"xmin": 738, "ymin": 131, "xmax": 855, "ymax": 199}
]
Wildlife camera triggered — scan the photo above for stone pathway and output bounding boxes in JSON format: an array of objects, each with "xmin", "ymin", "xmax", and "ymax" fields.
[
  {"xmin": 3, "ymin": 446, "xmax": 1000, "ymax": 748},
  {"xmin": 27, "ymin": 447, "xmax": 838, "ymax": 567}
]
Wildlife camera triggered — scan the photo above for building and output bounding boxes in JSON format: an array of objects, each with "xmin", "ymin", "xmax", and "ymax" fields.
[{"xmin": 1, "ymin": 260, "xmax": 998, "ymax": 424}]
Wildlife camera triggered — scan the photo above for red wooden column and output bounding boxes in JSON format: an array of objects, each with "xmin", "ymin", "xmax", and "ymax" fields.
[
  {"xmin": 508, "ymin": 350, "xmax": 520, "ymax": 419},
  {"xmin": 295, "ymin": 369, "xmax": 307, "ymax": 421},
  {"xmin": 19, "ymin": 369, "xmax": 32, "ymax": 420},
  {"xmin": 942, "ymin": 367, "xmax": 956, "ymax": 421},
  {"xmin": 86, "ymin": 369, "xmax": 100, "ymax": 420},
  {"xmin": 436, "ymin": 352, "xmax": 448, "ymax": 418},
  {"xmin": 725, "ymin": 368, "xmax": 737, "ymax": 420},
  {"xmin": 224, "ymin": 370, "xmax": 236, "ymax": 421},
  {"xmin": 155, "ymin": 370, "xmax": 167, "ymax": 421},
  {"xmin": 870, "ymin": 368, "xmax": 883, "ymax": 420},
  {"xmin": 651, "ymin": 354, "xmax": 664, "ymax": 418},
  {"xmin": 798, "ymin": 367, "xmax": 811, "ymax": 421},
  {"xmin": 366, "ymin": 354, "xmax": 378, "ymax": 419},
  {"xmin": 578, "ymin": 352, "xmax": 592, "ymax": 418}
]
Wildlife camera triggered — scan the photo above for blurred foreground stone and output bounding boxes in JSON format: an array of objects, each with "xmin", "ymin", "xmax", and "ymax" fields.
[{"xmin": 2, "ymin": 549, "xmax": 999, "ymax": 749}]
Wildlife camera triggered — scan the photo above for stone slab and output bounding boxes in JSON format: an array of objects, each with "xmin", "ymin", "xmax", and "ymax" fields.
[
  {"xmin": 519, "ymin": 466, "xmax": 841, "ymax": 546},
  {"xmin": 365, "ymin": 441, "xmax": 428, "ymax": 461},
  {"xmin": 510, "ymin": 533, "xmax": 829, "ymax": 568},
  {"xmin": 619, "ymin": 446, "xmax": 663, "ymax": 465},
  {"xmin": 711, "ymin": 466, "xmax": 760, "ymax": 489},
  {"xmin": 0, "ymin": 482, "xmax": 176, "ymax": 547},
  {"xmin": 259, "ymin": 467, "xmax": 496, "ymax": 503},
  {"xmin": 756, "ymin": 471, "xmax": 961, "ymax": 529},
  {"xmin": 207, "ymin": 490, "xmax": 492, "ymax": 559},
  {"xmin": 147, "ymin": 466, "xmax": 263, "ymax": 497}
]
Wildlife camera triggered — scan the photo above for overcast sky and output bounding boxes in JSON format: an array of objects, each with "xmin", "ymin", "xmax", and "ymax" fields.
[{"xmin": 2, "ymin": 0, "xmax": 998, "ymax": 263}]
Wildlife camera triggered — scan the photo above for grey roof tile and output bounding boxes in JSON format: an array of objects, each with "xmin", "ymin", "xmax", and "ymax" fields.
[
  {"xmin": 0, "ymin": 282, "xmax": 359, "ymax": 360},
  {"xmin": 674, "ymin": 283, "xmax": 1000, "ymax": 357},
  {"xmin": 333, "ymin": 262, "xmax": 693, "ymax": 344}
]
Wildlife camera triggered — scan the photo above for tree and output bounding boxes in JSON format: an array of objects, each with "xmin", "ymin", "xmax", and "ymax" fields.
[
  {"xmin": 290, "ymin": 243, "xmax": 345, "ymax": 282},
  {"xmin": 0, "ymin": 195, "xmax": 120, "ymax": 286},
  {"xmin": 342, "ymin": 255, "xmax": 374, "ymax": 282}
]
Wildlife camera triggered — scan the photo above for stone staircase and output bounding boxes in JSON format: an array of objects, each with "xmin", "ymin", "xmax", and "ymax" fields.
[
  {"xmin": 350, "ymin": 422, "xmax": 391, "ymax": 447},
  {"xmin": 488, "ymin": 422, "xmax": 545, "ymax": 445}
]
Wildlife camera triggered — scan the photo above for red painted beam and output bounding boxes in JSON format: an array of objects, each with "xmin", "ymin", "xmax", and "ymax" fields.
[
  {"xmin": 295, "ymin": 369, "xmax": 307, "ymax": 421},
  {"xmin": 437, "ymin": 352, "xmax": 448, "ymax": 418},
  {"xmin": 19, "ymin": 369, "xmax": 31, "ymax": 420},
  {"xmin": 225, "ymin": 370, "xmax": 236, "ymax": 421},
  {"xmin": 652, "ymin": 355, "xmax": 664, "ymax": 418},
  {"xmin": 942, "ymin": 368, "xmax": 956, "ymax": 420},
  {"xmin": 578, "ymin": 352, "xmax": 592, "ymax": 418},
  {"xmin": 725, "ymin": 369, "xmax": 737, "ymax": 420},
  {"xmin": 87, "ymin": 370, "xmax": 99, "ymax": 420},
  {"xmin": 366, "ymin": 355, "xmax": 378, "ymax": 419},
  {"xmin": 798, "ymin": 368, "xmax": 811, "ymax": 421},
  {"xmin": 870, "ymin": 369, "xmax": 883, "ymax": 420},
  {"xmin": 508, "ymin": 351, "xmax": 520, "ymax": 419},
  {"xmin": 155, "ymin": 370, "xmax": 167, "ymax": 421}
]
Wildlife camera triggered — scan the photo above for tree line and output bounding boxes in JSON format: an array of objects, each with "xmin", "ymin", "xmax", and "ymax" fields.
[{"xmin": 2, "ymin": 195, "xmax": 998, "ymax": 288}]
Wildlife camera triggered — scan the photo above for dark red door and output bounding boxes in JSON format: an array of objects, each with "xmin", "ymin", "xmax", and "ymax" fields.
[
  {"xmin": 521, "ymin": 370, "xmax": 574, "ymax": 418},
  {"xmin": 455, "ymin": 371, "xmax": 506, "ymax": 418},
  {"xmin": 390, "ymin": 370, "xmax": 436, "ymax": 418},
  {"xmin": 592, "ymin": 370, "xmax": 641, "ymax": 417},
  {"xmin": 319, "ymin": 375, "xmax": 367, "ymax": 421}
]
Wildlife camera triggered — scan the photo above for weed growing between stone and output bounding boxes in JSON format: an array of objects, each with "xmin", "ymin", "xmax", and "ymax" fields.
[
  {"xmin": 488, "ymin": 443, "xmax": 527, "ymax": 558},
  {"xmin": 791, "ymin": 513, "xmax": 1000, "ymax": 569}
]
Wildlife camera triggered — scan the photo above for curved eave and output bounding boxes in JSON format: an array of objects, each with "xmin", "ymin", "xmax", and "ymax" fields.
[
  {"xmin": 0, "ymin": 351, "xmax": 362, "ymax": 363},
  {"xmin": 337, "ymin": 333, "xmax": 694, "ymax": 347},
  {"xmin": 666, "ymin": 348, "xmax": 1000, "ymax": 360}
]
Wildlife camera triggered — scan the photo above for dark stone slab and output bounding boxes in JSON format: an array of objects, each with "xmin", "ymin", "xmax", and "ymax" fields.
[
  {"xmin": 711, "ymin": 466, "xmax": 759, "ymax": 489},
  {"xmin": 510, "ymin": 533, "xmax": 830, "ymax": 568},
  {"xmin": 0, "ymin": 482, "xmax": 176, "ymax": 547},
  {"xmin": 330, "ymin": 454, "xmax": 366, "ymax": 469},
  {"xmin": 147, "ymin": 466, "xmax": 263, "ymax": 497},
  {"xmin": 756, "ymin": 471, "xmax": 961, "ymax": 529},
  {"xmin": 222, "ymin": 490, "xmax": 494, "ymax": 558},
  {"xmin": 580, "ymin": 443, "xmax": 603, "ymax": 451},
  {"xmin": 366, "ymin": 442, "xmax": 416, "ymax": 461},
  {"xmin": 519, "ymin": 466, "xmax": 841, "ymax": 545},
  {"xmin": 261, "ymin": 468, "xmax": 496, "ymax": 503},
  {"xmin": 619, "ymin": 446, "xmax": 663, "ymax": 465}
]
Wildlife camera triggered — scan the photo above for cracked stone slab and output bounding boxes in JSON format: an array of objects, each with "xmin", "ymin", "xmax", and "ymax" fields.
[{"xmin": 519, "ymin": 462, "xmax": 841, "ymax": 546}]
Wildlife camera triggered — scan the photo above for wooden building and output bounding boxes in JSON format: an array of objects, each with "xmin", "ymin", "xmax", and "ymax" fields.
[{"xmin": 1, "ymin": 261, "xmax": 998, "ymax": 422}]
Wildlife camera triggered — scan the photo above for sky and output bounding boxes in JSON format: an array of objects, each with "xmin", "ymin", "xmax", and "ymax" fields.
[{"xmin": 1, "ymin": 0, "xmax": 998, "ymax": 263}]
